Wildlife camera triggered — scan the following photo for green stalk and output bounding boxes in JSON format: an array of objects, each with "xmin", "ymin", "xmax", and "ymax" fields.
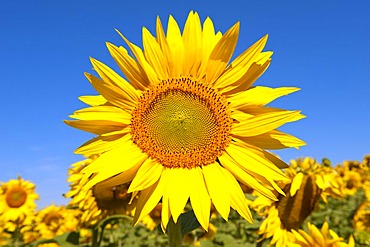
[{"xmin": 167, "ymin": 217, "xmax": 183, "ymax": 247}]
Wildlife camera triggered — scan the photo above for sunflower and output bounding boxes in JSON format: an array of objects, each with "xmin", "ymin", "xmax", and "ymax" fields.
[
  {"xmin": 292, "ymin": 222, "xmax": 355, "ymax": 247},
  {"xmin": 353, "ymin": 201, "xmax": 370, "ymax": 232},
  {"xmin": 35, "ymin": 204, "xmax": 81, "ymax": 240},
  {"xmin": 66, "ymin": 11, "xmax": 305, "ymax": 230},
  {"xmin": 66, "ymin": 158, "xmax": 138, "ymax": 227},
  {"xmin": 335, "ymin": 163, "xmax": 363, "ymax": 196},
  {"xmin": 286, "ymin": 157, "xmax": 344, "ymax": 202},
  {"xmin": 0, "ymin": 176, "xmax": 38, "ymax": 223},
  {"xmin": 252, "ymin": 158, "xmax": 327, "ymax": 246}
]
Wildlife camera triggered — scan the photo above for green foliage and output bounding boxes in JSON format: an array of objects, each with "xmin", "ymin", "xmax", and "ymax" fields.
[{"xmin": 27, "ymin": 232, "xmax": 79, "ymax": 247}]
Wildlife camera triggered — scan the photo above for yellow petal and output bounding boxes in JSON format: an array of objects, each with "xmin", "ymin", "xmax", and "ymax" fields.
[
  {"xmin": 205, "ymin": 22, "xmax": 240, "ymax": 85},
  {"xmin": 197, "ymin": 17, "xmax": 222, "ymax": 79},
  {"xmin": 220, "ymin": 166, "xmax": 253, "ymax": 223},
  {"xmin": 142, "ymin": 27, "xmax": 169, "ymax": 79},
  {"xmin": 214, "ymin": 35, "xmax": 268, "ymax": 89},
  {"xmin": 128, "ymin": 159, "xmax": 163, "ymax": 193},
  {"xmin": 203, "ymin": 162, "xmax": 230, "ymax": 221},
  {"xmin": 189, "ymin": 167, "xmax": 211, "ymax": 230},
  {"xmin": 133, "ymin": 177, "xmax": 165, "ymax": 225},
  {"xmin": 106, "ymin": 42, "xmax": 149, "ymax": 90},
  {"xmin": 220, "ymin": 53, "xmax": 271, "ymax": 95},
  {"xmin": 166, "ymin": 168, "xmax": 190, "ymax": 223},
  {"xmin": 290, "ymin": 172, "xmax": 304, "ymax": 196},
  {"xmin": 69, "ymin": 106, "xmax": 131, "ymax": 124},
  {"xmin": 309, "ymin": 223, "xmax": 325, "ymax": 246},
  {"xmin": 161, "ymin": 183, "xmax": 171, "ymax": 230},
  {"xmin": 116, "ymin": 30, "xmax": 159, "ymax": 85},
  {"xmin": 229, "ymin": 86, "xmax": 300, "ymax": 109},
  {"xmin": 218, "ymin": 152, "xmax": 278, "ymax": 201},
  {"xmin": 315, "ymin": 174, "xmax": 326, "ymax": 189},
  {"xmin": 226, "ymin": 142, "xmax": 288, "ymax": 181},
  {"xmin": 231, "ymin": 110, "xmax": 304, "ymax": 137},
  {"xmin": 64, "ymin": 119, "xmax": 124, "ymax": 135},
  {"xmin": 75, "ymin": 133, "xmax": 127, "ymax": 157},
  {"xmin": 166, "ymin": 15, "xmax": 184, "ymax": 77},
  {"xmin": 234, "ymin": 130, "xmax": 306, "ymax": 150},
  {"xmin": 182, "ymin": 11, "xmax": 202, "ymax": 76},
  {"xmin": 156, "ymin": 16, "xmax": 175, "ymax": 77},
  {"xmin": 84, "ymin": 72, "xmax": 135, "ymax": 111},
  {"xmin": 78, "ymin": 95, "xmax": 107, "ymax": 106},
  {"xmin": 261, "ymin": 149, "xmax": 289, "ymax": 169},
  {"xmin": 89, "ymin": 58, "xmax": 140, "ymax": 108},
  {"xmin": 82, "ymin": 136, "xmax": 147, "ymax": 189}
]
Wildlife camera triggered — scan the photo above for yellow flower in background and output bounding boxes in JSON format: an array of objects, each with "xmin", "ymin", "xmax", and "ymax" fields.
[
  {"xmin": 0, "ymin": 224, "xmax": 11, "ymax": 246},
  {"xmin": 335, "ymin": 156, "xmax": 370, "ymax": 197},
  {"xmin": 66, "ymin": 11, "xmax": 305, "ymax": 229},
  {"xmin": 353, "ymin": 201, "xmax": 370, "ymax": 232},
  {"xmin": 35, "ymin": 204, "xmax": 80, "ymax": 240},
  {"xmin": 252, "ymin": 173, "xmax": 321, "ymax": 247},
  {"xmin": 292, "ymin": 222, "xmax": 354, "ymax": 247},
  {"xmin": 287, "ymin": 157, "xmax": 343, "ymax": 202},
  {"xmin": 66, "ymin": 158, "xmax": 137, "ymax": 227},
  {"xmin": 0, "ymin": 176, "xmax": 38, "ymax": 223}
]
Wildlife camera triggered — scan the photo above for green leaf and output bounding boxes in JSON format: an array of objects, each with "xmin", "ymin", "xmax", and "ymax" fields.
[
  {"xmin": 179, "ymin": 210, "xmax": 201, "ymax": 237},
  {"xmin": 54, "ymin": 231, "xmax": 80, "ymax": 246},
  {"xmin": 28, "ymin": 232, "xmax": 79, "ymax": 247}
]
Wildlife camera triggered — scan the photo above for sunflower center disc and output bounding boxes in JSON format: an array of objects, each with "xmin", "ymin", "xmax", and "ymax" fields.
[
  {"xmin": 131, "ymin": 78, "xmax": 232, "ymax": 168},
  {"xmin": 6, "ymin": 187, "xmax": 27, "ymax": 208}
]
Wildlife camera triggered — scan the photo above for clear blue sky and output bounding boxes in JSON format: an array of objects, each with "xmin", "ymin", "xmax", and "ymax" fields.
[{"xmin": 1, "ymin": 1, "xmax": 369, "ymax": 208}]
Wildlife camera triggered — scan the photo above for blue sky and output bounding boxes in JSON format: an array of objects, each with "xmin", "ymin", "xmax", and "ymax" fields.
[{"xmin": 1, "ymin": 1, "xmax": 369, "ymax": 208}]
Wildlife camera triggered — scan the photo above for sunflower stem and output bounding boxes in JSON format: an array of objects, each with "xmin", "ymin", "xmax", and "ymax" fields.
[{"xmin": 168, "ymin": 216, "xmax": 183, "ymax": 247}]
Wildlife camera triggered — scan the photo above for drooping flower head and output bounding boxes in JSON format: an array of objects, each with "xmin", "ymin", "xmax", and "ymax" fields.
[{"xmin": 66, "ymin": 11, "xmax": 305, "ymax": 230}]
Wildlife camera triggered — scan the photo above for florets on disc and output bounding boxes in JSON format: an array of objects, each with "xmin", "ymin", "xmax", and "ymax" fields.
[
  {"xmin": 6, "ymin": 187, "xmax": 27, "ymax": 208},
  {"xmin": 131, "ymin": 77, "xmax": 232, "ymax": 168}
]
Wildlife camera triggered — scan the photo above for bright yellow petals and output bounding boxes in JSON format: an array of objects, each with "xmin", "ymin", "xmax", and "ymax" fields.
[
  {"xmin": 128, "ymin": 159, "xmax": 163, "ymax": 193},
  {"xmin": 229, "ymin": 86, "xmax": 300, "ymax": 109},
  {"xmin": 214, "ymin": 35, "xmax": 268, "ymax": 89},
  {"xmin": 206, "ymin": 22, "xmax": 240, "ymax": 85},
  {"xmin": 203, "ymin": 163, "xmax": 231, "ymax": 220},
  {"xmin": 69, "ymin": 106, "xmax": 131, "ymax": 124},
  {"xmin": 218, "ymin": 152, "xmax": 278, "ymax": 201},
  {"xmin": 142, "ymin": 27, "xmax": 169, "ymax": 79},
  {"xmin": 35, "ymin": 205, "xmax": 80, "ymax": 239},
  {"xmin": 290, "ymin": 172, "xmax": 304, "ymax": 196},
  {"xmin": 0, "ymin": 177, "xmax": 38, "ymax": 222},
  {"xmin": 226, "ymin": 142, "xmax": 288, "ymax": 181},
  {"xmin": 293, "ymin": 222, "xmax": 352, "ymax": 247},
  {"xmin": 89, "ymin": 59, "xmax": 140, "ymax": 109},
  {"xmin": 106, "ymin": 42, "xmax": 149, "ymax": 90},
  {"xmin": 166, "ymin": 15, "xmax": 184, "ymax": 77},
  {"xmin": 67, "ymin": 11, "xmax": 304, "ymax": 230},
  {"xmin": 236, "ymin": 130, "xmax": 305, "ymax": 150},
  {"xmin": 78, "ymin": 95, "xmax": 107, "ymax": 106},
  {"xmin": 188, "ymin": 167, "xmax": 211, "ymax": 230},
  {"xmin": 164, "ymin": 168, "xmax": 191, "ymax": 223},
  {"xmin": 231, "ymin": 110, "xmax": 304, "ymax": 137}
]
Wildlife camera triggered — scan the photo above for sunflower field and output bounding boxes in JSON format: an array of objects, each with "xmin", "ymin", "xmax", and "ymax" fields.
[{"xmin": 1, "ymin": 11, "xmax": 369, "ymax": 247}]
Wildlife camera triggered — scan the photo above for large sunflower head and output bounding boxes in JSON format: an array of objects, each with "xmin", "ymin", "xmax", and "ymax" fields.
[
  {"xmin": 0, "ymin": 176, "xmax": 39, "ymax": 223},
  {"xmin": 66, "ymin": 11, "xmax": 305, "ymax": 230}
]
